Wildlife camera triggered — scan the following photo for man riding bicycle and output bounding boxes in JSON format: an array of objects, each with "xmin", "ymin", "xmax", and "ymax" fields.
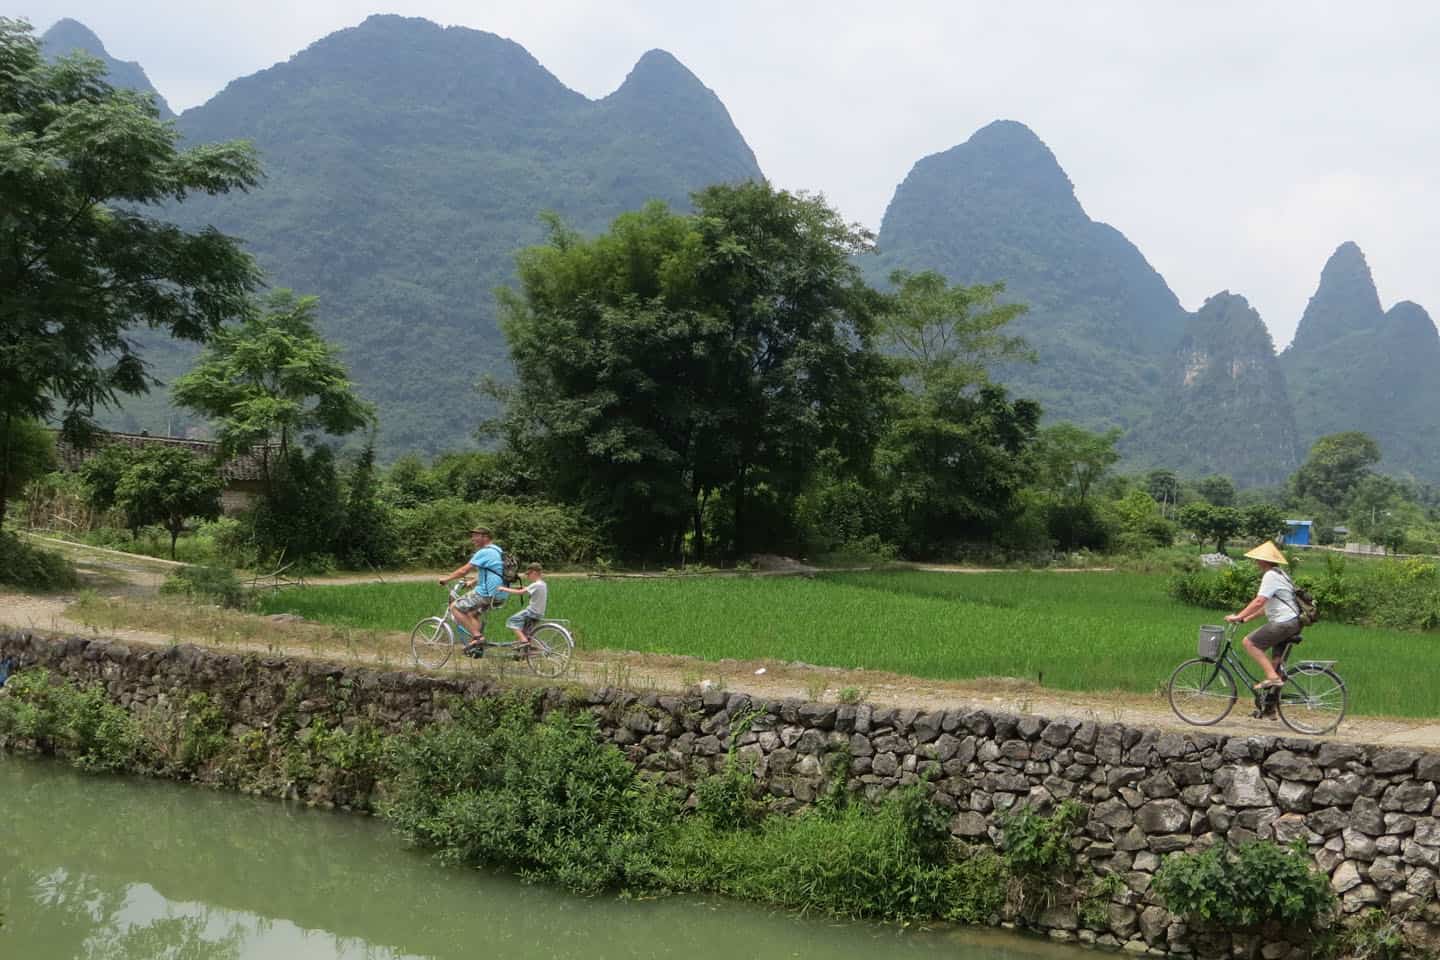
[{"xmin": 438, "ymin": 526, "xmax": 506, "ymax": 655}]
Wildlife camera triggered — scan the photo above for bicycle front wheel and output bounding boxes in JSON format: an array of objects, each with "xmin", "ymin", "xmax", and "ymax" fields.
[
  {"xmin": 526, "ymin": 622, "xmax": 574, "ymax": 679},
  {"xmin": 1167, "ymin": 658, "xmax": 1238, "ymax": 725},
  {"xmin": 410, "ymin": 617, "xmax": 454, "ymax": 669},
  {"xmin": 1277, "ymin": 664, "xmax": 1347, "ymax": 735}
]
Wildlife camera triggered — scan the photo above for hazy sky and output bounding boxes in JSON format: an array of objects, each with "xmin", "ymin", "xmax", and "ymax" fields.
[{"xmin": 22, "ymin": 1, "xmax": 1439, "ymax": 347}]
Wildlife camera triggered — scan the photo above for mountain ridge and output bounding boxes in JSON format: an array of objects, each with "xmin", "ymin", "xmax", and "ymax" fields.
[
  {"xmin": 91, "ymin": 14, "xmax": 762, "ymax": 453},
  {"xmin": 40, "ymin": 18, "xmax": 174, "ymax": 117}
]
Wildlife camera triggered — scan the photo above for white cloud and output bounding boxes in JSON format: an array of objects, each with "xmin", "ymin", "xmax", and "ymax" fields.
[{"xmin": 19, "ymin": 0, "xmax": 1440, "ymax": 344}]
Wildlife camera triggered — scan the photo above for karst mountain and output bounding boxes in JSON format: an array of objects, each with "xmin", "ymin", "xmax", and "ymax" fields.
[
  {"xmin": 1280, "ymin": 243, "xmax": 1440, "ymax": 480},
  {"xmin": 41, "ymin": 17, "xmax": 1439, "ymax": 480},
  {"xmin": 43, "ymin": 15, "xmax": 761, "ymax": 454}
]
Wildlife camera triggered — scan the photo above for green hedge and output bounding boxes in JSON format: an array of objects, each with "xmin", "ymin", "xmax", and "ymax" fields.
[{"xmin": 391, "ymin": 497, "xmax": 604, "ymax": 568}]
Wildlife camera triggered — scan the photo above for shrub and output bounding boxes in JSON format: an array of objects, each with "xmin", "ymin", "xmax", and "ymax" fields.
[
  {"xmin": 663, "ymin": 786, "xmax": 1006, "ymax": 923},
  {"xmin": 1169, "ymin": 562, "xmax": 1260, "ymax": 610},
  {"xmin": 382, "ymin": 695, "xmax": 673, "ymax": 894},
  {"xmin": 391, "ymin": 496, "xmax": 603, "ymax": 568},
  {"xmin": 159, "ymin": 563, "xmax": 249, "ymax": 609},
  {"xmin": 1153, "ymin": 839, "xmax": 1335, "ymax": 930},
  {"xmin": 0, "ymin": 530, "xmax": 79, "ymax": 590},
  {"xmin": 0, "ymin": 669, "xmax": 140, "ymax": 772}
]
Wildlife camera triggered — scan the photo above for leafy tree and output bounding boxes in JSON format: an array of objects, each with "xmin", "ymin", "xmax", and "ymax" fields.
[
  {"xmin": 337, "ymin": 439, "xmax": 397, "ymax": 569},
  {"xmin": 248, "ymin": 446, "xmax": 345, "ymax": 565},
  {"xmin": 881, "ymin": 270, "xmax": 1032, "ymax": 392},
  {"xmin": 1240, "ymin": 503, "xmax": 1287, "ymax": 545},
  {"xmin": 172, "ymin": 291, "xmax": 374, "ymax": 483},
  {"xmin": 1292, "ymin": 432, "xmax": 1382, "ymax": 511},
  {"xmin": 1178, "ymin": 502, "xmax": 1244, "ymax": 553},
  {"xmin": 877, "ymin": 385, "xmax": 1041, "ymax": 556},
  {"xmin": 112, "ymin": 447, "xmax": 224, "ymax": 558},
  {"xmin": 0, "ymin": 418, "xmax": 55, "ymax": 524},
  {"xmin": 1346, "ymin": 473, "xmax": 1402, "ymax": 541},
  {"xmin": 1195, "ymin": 475, "xmax": 1237, "ymax": 507},
  {"xmin": 1146, "ymin": 469, "xmax": 1181, "ymax": 514},
  {"xmin": 871, "ymin": 269, "xmax": 1040, "ymax": 556},
  {"xmin": 78, "ymin": 444, "xmax": 139, "ymax": 521},
  {"xmin": 1034, "ymin": 424, "xmax": 1121, "ymax": 504},
  {"xmin": 494, "ymin": 185, "xmax": 892, "ymax": 562},
  {"xmin": 0, "ymin": 19, "xmax": 260, "ymax": 527}
]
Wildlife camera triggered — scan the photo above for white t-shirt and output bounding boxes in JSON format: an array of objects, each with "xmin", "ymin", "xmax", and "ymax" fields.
[
  {"xmin": 1258, "ymin": 569, "xmax": 1298, "ymax": 624},
  {"xmin": 521, "ymin": 579, "xmax": 548, "ymax": 617}
]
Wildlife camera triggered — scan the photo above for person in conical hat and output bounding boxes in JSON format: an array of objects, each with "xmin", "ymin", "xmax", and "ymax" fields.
[{"xmin": 1225, "ymin": 541, "xmax": 1301, "ymax": 691}]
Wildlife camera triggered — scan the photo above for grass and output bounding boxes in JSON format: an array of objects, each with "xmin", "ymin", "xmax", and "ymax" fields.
[{"xmin": 256, "ymin": 570, "xmax": 1440, "ymax": 718}]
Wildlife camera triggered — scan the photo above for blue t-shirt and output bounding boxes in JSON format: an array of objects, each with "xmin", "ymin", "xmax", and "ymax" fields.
[{"xmin": 469, "ymin": 544, "xmax": 505, "ymax": 597}]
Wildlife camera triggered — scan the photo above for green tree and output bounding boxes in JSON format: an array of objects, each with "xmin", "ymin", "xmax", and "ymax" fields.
[
  {"xmin": 1240, "ymin": 503, "xmax": 1287, "ymax": 544},
  {"xmin": 877, "ymin": 386, "xmax": 1041, "ymax": 556},
  {"xmin": 1292, "ymin": 432, "xmax": 1382, "ymax": 511},
  {"xmin": 1146, "ymin": 469, "xmax": 1181, "ymax": 515},
  {"xmin": 1034, "ymin": 424, "xmax": 1122, "ymax": 504},
  {"xmin": 1346, "ymin": 472, "xmax": 1401, "ymax": 541},
  {"xmin": 0, "ymin": 20, "xmax": 260, "ymax": 527},
  {"xmin": 1178, "ymin": 502, "xmax": 1244, "ymax": 553},
  {"xmin": 112, "ymin": 447, "xmax": 224, "ymax": 558},
  {"xmin": 0, "ymin": 418, "xmax": 55, "ymax": 523},
  {"xmin": 78, "ymin": 444, "xmax": 138, "ymax": 522},
  {"xmin": 172, "ymin": 290, "xmax": 374, "ymax": 488},
  {"xmin": 494, "ymin": 185, "xmax": 892, "ymax": 562},
  {"xmin": 881, "ymin": 270, "xmax": 1032, "ymax": 392},
  {"xmin": 871, "ymin": 269, "xmax": 1040, "ymax": 556},
  {"xmin": 1195, "ymin": 475, "xmax": 1237, "ymax": 507},
  {"xmin": 337, "ymin": 439, "xmax": 396, "ymax": 569}
]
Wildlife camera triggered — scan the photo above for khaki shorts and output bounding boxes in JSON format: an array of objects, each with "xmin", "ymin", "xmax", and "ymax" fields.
[
  {"xmin": 454, "ymin": 592, "xmax": 497, "ymax": 614},
  {"xmin": 1249, "ymin": 619, "xmax": 1301, "ymax": 651}
]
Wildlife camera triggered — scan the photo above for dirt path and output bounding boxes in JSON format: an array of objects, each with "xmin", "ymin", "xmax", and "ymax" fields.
[{"xmin": 4, "ymin": 546, "xmax": 1437, "ymax": 749}]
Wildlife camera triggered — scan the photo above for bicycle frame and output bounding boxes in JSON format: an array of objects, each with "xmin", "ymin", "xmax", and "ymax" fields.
[{"xmin": 444, "ymin": 583, "xmax": 569, "ymax": 647}]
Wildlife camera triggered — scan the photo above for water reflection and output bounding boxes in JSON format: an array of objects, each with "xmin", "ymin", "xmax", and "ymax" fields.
[{"xmin": 1, "ymin": 758, "xmax": 1080, "ymax": 960}]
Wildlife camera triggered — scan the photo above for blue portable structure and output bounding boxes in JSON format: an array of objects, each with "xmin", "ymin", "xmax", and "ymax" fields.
[{"xmin": 1282, "ymin": 520, "xmax": 1312, "ymax": 546}]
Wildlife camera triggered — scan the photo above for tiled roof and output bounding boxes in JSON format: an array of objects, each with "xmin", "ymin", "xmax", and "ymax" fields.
[{"xmin": 52, "ymin": 430, "xmax": 277, "ymax": 482}]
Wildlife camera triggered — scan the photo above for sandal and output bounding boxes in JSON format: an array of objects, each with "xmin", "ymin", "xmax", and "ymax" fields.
[{"xmin": 1253, "ymin": 678, "xmax": 1283, "ymax": 690}]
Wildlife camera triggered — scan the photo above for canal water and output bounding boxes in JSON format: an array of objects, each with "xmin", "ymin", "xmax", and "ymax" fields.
[{"xmin": 1, "ymin": 757, "xmax": 1083, "ymax": 960}]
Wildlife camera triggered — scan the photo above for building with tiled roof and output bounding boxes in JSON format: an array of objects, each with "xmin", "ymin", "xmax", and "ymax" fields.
[{"xmin": 51, "ymin": 430, "xmax": 277, "ymax": 513}]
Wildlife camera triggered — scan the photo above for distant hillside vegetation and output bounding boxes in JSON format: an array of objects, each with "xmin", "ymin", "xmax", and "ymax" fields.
[
  {"xmin": 52, "ymin": 15, "xmax": 761, "ymax": 455},
  {"xmin": 873, "ymin": 120, "xmax": 1189, "ymax": 435},
  {"xmin": 1281, "ymin": 243, "xmax": 1440, "ymax": 481}
]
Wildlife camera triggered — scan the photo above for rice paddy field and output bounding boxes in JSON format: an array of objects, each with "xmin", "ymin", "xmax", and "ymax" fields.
[{"xmin": 256, "ymin": 570, "xmax": 1440, "ymax": 718}]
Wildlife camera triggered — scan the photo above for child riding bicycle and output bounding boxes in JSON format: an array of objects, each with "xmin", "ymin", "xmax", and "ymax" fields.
[{"xmin": 495, "ymin": 563, "xmax": 547, "ymax": 650}]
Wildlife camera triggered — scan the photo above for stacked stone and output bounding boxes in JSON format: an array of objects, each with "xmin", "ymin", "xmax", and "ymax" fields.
[{"xmin": 4, "ymin": 630, "xmax": 1440, "ymax": 957}]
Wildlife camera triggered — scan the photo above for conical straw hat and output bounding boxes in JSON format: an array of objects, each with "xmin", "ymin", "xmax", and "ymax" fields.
[{"xmin": 1243, "ymin": 541, "xmax": 1288, "ymax": 565}]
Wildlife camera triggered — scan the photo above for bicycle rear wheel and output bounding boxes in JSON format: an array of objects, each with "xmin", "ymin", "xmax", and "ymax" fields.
[
  {"xmin": 526, "ymin": 622, "xmax": 574, "ymax": 679},
  {"xmin": 1277, "ymin": 664, "xmax": 1347, "ymax": 735},
  {"xmin": 1167, "ymin": 657, "xmax": 1238, "ymax": 725},
  {"xmin": 410, "ymin": 617, "xmax": 454, "ymax": 669}
]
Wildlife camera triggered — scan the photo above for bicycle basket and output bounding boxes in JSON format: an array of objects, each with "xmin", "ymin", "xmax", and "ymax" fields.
[{"xmin": 1197, "ymin": 625, "xmax": 1224, "ymax": 660}]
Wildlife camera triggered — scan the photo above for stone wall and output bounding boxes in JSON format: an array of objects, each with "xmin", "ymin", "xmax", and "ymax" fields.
[{"xmin": 3, "ymin": 630, "xmax": 1438, "ymax": 955}]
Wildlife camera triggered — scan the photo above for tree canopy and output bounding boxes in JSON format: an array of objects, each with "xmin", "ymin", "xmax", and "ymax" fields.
[
  {"xmin": 172, "ymin": 290, "xmax": 374, "ymax": 472},
  {"xmin": 0, "ymin": 18, "xmax": 260, "ymax": 525},
  {"xmin": 493, "ymin": 183, "xmax": 892, "ymax": 561},
  {"xmin": 1292, "ymin": 432, "xmax": 1382, "ymax": 511}
]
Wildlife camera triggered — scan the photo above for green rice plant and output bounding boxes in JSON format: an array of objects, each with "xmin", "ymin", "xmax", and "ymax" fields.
[{"xmin": 257, "ymin": 569, "xmax": 1440, "ymax": 717}]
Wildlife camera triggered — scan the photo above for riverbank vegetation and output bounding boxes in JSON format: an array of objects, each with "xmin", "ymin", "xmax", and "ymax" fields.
[
  {"xmin": 0, "ymin": 673, "xmax": 1336, "ymax": 937},
  {"xmin": 257, "ymin": 569, "xmax": 1440, "ymax": 718}
]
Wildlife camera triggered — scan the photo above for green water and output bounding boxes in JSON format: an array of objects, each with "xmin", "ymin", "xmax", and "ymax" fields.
[{"xmin": 0, "ymin": 757, "xmax": 1080, "ymax": 960}]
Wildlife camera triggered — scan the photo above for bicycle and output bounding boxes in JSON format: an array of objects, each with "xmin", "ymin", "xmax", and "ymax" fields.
[
  {"xmin": 1166, "ymin": 621, "xmax": 1347, "ymax": 735},
  {"xmin": 410, "ymin": 582, "xmax": 575, "ymax": 678}
]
